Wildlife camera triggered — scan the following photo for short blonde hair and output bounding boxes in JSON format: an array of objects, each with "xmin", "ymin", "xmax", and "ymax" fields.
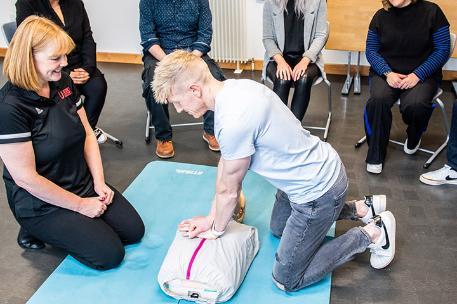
[
  {"xmin": 152, "ymin": 50, "xmax": 212, "ymax": 104},
  {"xmin": 382, "ymin": 0, "xmax": 418, "ymax": 11},
  {"xmin": 3, "ymin": 16, "xmax": 75, "ymax": 92}
]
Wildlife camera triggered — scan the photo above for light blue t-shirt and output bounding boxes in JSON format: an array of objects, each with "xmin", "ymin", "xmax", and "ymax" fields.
[{"xmin": 214, "ymin": 79, "xmax": 342, "ymax": 204}]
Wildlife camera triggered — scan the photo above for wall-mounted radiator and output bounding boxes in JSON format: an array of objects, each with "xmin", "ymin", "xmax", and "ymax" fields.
[{"xmin": 209, "ymin": 0, "xmax": 249, "ymax": 71}]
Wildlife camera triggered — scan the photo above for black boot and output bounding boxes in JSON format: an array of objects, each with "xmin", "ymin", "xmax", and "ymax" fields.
[{"xmin": 17, "ymin": 227, "xmax": 45, "ymax": 250}]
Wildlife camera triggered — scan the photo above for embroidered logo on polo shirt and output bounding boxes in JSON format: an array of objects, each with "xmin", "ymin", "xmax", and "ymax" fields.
[{"xmin": 58, "ymin": 87, "xmax": 72, "ymax": 99}]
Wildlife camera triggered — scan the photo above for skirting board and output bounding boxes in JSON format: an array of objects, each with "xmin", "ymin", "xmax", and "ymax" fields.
[{"xmin": 1, "ymin": 48, "xmax": 456, "ymax": 80}]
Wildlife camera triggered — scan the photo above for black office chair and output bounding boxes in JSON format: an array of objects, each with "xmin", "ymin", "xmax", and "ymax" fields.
[
  {"xmin": 2, "ymin": 21, "xmax": 122, "ymax": 148},
  {"xmin": 2, "ymin": 21, "xmax": 16, "ymax": 43}
]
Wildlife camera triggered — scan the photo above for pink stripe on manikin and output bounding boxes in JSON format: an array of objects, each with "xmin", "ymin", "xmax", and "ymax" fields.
[{"xmin": 186, "ymin": 239, "xmax": 206, "ymax": 280}]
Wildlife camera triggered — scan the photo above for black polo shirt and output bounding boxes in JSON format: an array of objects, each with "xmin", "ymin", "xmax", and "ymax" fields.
[{"xmin": 0, "ymin": 73, "xmax": 93, "ymax": 218}]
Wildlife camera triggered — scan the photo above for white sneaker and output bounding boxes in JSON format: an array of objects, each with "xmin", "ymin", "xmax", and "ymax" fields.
[
  {"xmin": 360, "ymin": 195, "xmax": 387, "ymax": 224},
  {"xmin": 367, "ymin": 163, "xmax": 382, "ymax": 174},
  {"xmin": 94, "ymin": 127, "xmax": 107, "ymax": 144},
  {"xmin": 420, "ymin": 165, "xmax": 457, "ymax": 186},
  {"xmin": 368, "ymin": 211, "xmax": 396, "ymax": 269},
  {"xmin": 404, "ymin": 138, "xmax": 421, "ymax": 155}
]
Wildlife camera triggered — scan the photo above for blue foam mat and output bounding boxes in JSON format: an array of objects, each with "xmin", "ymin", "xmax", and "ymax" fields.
[{"xmin": 28, "ymin": 161, "xmax": 334, "ymax": 304}]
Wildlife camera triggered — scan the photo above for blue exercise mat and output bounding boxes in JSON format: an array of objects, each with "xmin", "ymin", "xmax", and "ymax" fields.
[{"xmin": 28, "ymin": 161, "xmax": 334, "ymax": 304}]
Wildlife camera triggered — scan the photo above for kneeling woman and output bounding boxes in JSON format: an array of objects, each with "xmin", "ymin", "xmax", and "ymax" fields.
[{"xmin": 0, "ymin": 16, "xmax": 144, "ymax": 270}]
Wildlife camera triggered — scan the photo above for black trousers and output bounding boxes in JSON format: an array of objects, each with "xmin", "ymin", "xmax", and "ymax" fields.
[
  {"xmin": 266, "ymin": 56, "xmax": 320, "ymax": 121},
  {"xmin": 15, "ymin": 186, "xmax": 145, "ymax": 270},
  {"xmin": 141, "ymin": 53, "xmax": 226, "ymax": 140},
  {"xmin": 75, "ymin": 68, "xmax": 108, "ymax": 130},
  {"xmin": 364, "ymin": 72, "xmax": 438, "ymax": 164}
]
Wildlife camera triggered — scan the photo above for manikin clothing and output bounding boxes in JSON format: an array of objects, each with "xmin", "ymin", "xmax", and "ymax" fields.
[{"xmin": 158, "ymin": 221, "xmax": 259, "ymax": 303}]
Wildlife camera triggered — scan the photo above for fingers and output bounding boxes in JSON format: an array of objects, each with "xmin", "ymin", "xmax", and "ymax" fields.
[{"xmin": 95, "ymin": 202, "xmax": 107, "ymax": 217}]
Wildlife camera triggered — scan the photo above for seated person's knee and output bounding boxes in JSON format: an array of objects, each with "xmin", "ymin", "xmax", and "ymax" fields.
[
  {"xmin": 294, "ymin": 75, "xmax": 313, "ymax": 89},
  {"xmin": 275, "ymin": 78, "xmax": 292, "ymax": 87}
]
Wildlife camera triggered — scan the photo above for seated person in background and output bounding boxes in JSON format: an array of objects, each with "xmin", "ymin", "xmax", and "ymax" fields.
[
  {"xmin": 139, "ymin": 0, "xmax": 225, "ymax": 158},
  {"xmin": 262, "ymin": 0, "xmax": 328, "ymax": 121},
  {"xmin": 16, "ymin": 0, "xmax": 109, "ymax": 144},
  {"xmin": 153, "ymin": 51, "xmax": 397, "ymax": 291},
  {"xmin": 420, "ymin": 101, "xmax": 457, "ymax": 185},
  {"xmin": 364, "ymin": 0, "xmax": 450, "ymax": 174},
  {"xmin": 0, "ymin": 17, "xmax": 144, "ymax": 270}
]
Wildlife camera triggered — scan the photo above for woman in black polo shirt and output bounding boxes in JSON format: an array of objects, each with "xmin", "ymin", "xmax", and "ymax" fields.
[
  {"xmin": 364, "ymin": 0, "xmax": 450, "ymax": 174},
  {"xmin": 16, "ymin": 0, "xmax": 108, "ymax": 143},
  {"xmin": 0, "ymin": 16, "xmax": 144, "ymax": 270}
]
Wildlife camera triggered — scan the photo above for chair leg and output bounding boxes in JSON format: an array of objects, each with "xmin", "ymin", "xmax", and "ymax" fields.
[
  {"xmin": 435, "ymin": 98, "xmax": 451, "ymax": 134},
  {"xmin": 145, "ymin": 111, "xmax": 151, "ymax": 144},
  {"xmin": 420, "ymin": 97, "xmax": 451, "ymax": 168},
  {"xmin": 323, "ymin": 81, "xmax": 332, "ymax": 142},
  {"xmin": 423, "ymin": 136, "xmax": 449, "ymax": 169},
  {"xmin": 103, "ymin": 131, "xmax": 123, "ymax": 148},
  {"xmin": 355, "ymin": 136, "xmax": 367, "ymax": 148}
]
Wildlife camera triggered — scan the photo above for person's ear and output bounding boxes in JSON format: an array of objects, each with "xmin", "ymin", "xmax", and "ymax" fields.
[{"xmin": 189, "ymin": 84, "xmax": 202, "ymax": 97}]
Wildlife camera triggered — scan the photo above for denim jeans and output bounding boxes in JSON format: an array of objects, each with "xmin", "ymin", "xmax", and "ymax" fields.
[
  {"xmin": 141, "ymin": 53, "xmax": 225, "ymax": 140},
  {"xmin": 271, "ymin": 166, "xmax": 372, "ymax": 291},
  {"xmin": 447, "ymin": 101, "xmax": 457, "ymax": 170}
]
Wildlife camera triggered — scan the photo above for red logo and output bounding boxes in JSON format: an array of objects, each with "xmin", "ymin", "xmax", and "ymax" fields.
[{"xmin": 58, "ymin": 87, "xmax": 72, "ymax": 99}]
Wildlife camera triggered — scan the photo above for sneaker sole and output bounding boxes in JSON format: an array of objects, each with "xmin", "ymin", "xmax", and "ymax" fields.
[
  {"xmin": 419, "ymin": 175, "xmax": 457, "ymax": 186},
  {"xmin": 403, "ymin": 139, "xmax": 421, "ymax": 155},
  {"xmin": 371, "ymin": 211, "xmax": 396, "ymax": 269},
  {"xmin": 156, "ymin": 150, "xmax": 175, "ymax": 159},
  {"xmin": 202, "ymin": 135, "xmax": 220, "ymax": 152},
  {"xmin": 366, "ymin": 166, "xmax": 382, "ymax": 174}
]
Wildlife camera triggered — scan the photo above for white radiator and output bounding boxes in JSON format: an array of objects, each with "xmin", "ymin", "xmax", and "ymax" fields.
[{"xmin": 209, "ymin": 0, "xmax": 249, "ymax": 64}]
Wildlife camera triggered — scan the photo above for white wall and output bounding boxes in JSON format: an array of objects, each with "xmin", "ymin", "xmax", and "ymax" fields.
[{"xmin": 1, "ymin": 0, "xmax": 456, "ymax": 70}]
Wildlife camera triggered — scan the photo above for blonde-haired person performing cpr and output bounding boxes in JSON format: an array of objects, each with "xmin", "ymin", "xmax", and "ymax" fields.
[
  {"xmin": 0, "ymin": 16, "xmax": 144, "ymax": 268},
  {"xmin": 152, "ymin": 50, "xmax": 397, "ymax": 291}
]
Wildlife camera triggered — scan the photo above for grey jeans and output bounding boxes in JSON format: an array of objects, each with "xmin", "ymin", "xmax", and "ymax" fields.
[{"xmin": 271, "ymin": 166, "xmax": 372, "ymax": 291}]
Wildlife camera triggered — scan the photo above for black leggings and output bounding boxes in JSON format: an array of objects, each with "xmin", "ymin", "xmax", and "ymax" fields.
[
  {"xmin": 16, "ymin": 186, "xmax": 145, "ymax": 270},
  {"xmin": 266, "ymin": 56, "xmax": 320, "ymax": 121},
  {"xmin": 75, "ymin": 68, "xmax": 108, "ymax": 129}
]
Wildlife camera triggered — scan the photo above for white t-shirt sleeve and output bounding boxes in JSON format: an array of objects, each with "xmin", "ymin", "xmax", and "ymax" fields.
[{"xmin": 217, "ymin": 122, "xmax": 256, "ymax": 160}]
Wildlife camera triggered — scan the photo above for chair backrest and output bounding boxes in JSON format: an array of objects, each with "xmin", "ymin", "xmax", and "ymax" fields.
[
  {"xmin": 2, "ymin": 21, "xmax": 17, "ymax": 46},
  {"xmin": 449, "ymin": 32, "xmax": 456, "ymax": 59}
]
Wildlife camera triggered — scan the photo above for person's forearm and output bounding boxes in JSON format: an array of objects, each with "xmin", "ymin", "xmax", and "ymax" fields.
[
  {"xmin": 15, "ymin": 173, "xmax": 82, "ymax": 212},
  {"xmin": 273, "ymin": 54, "xmax": 285, "ymax": 64},
  {"xmin": 84, "ymin": 131, "xmax": 105, "ymax": 187},
  {"xmin": 213, "ymin": 189, "xmax": 239, "ymax": 232},
  {"xmin": 149, "ymin": 45, "xmax": 166, "ymax": 61}
]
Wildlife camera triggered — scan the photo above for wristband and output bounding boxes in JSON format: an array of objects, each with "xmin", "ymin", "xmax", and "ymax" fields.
[{"xmin": 211, "ymin": 222, "xmax": 225, "ymax": 237}]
